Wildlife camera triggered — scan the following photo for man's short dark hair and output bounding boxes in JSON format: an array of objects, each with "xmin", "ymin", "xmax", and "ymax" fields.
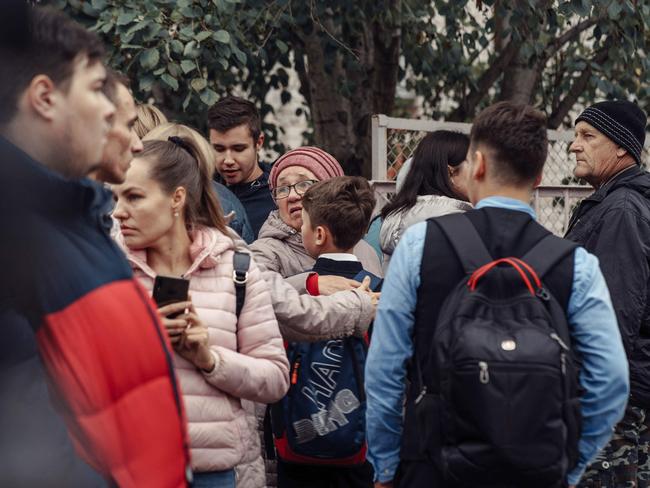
[
  {"xmin": 470, "ymin": 101, "xmax": 548, "ymax": 184},
  {"xmin": 207, "ymin": 96, "xmax": 261, "ymax": 141},
  {"xmin": 0, "ymin": 6, "xmax": 105, "ymax": 126},
  {"xmin": 302, "ymin": 176, "xmax": 376, "ymax": 250},
  {"xmin": 104, "ymin": 69, "xmax": 131, "ymax": 104}
]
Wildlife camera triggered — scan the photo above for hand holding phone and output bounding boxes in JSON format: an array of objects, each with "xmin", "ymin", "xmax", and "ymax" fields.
[
  {"xmin": 157, "ymin": 301, "xmax": 192, "ymax": 345},
  {"xmin": 175, "ymin": 302, "xmax": 214, "ymax": 372}
]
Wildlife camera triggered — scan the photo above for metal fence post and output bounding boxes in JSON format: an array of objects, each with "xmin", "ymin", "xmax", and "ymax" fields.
[{"xmin": 372, "ymin": 115, "xmax": 388, "ymax": 180}]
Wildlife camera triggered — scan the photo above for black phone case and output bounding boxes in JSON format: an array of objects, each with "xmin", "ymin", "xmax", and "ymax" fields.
[{"xmin": 153, "ymin": 276, "xmax": 189, "ymax": 318}]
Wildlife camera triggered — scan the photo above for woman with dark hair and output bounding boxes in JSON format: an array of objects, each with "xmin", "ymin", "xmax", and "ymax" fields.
[{"xmin": 379, "ymin": 130, "xmax": 472, "ymax": 267}]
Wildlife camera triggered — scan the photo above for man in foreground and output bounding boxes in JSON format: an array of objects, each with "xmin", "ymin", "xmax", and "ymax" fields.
[{"xmin": 0, "ymin": 7, "xmax": 190, "ymax": 486}]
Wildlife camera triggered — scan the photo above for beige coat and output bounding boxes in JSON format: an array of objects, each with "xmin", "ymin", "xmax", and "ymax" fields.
[
  {"xmin": 220, "ymin": 228, "xmax": 375, "ymax": 342},
  {"xmin": 251, "ymin": 210, "xmax": 383, "ymax": 279},
  {"xmin": 118, "ymin": 227, "xmax": 289, "ymax": 475}
]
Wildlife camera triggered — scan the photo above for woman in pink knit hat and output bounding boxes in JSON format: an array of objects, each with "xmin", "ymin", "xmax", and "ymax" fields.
[{"xmin": 250, "ymin": 146, "xmax": 382, "ymax": 278}]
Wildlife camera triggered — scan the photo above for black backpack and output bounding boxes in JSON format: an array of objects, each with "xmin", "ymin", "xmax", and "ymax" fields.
[{"xmin": 415, "ymin": 214, "xmax": 581, "ymax": 487}]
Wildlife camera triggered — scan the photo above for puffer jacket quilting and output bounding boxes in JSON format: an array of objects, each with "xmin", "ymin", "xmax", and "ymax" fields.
[
  {"xmin": 234, "ymin": 400, "xmax": 267, "ymax": 488},
  {"xmin": 380, "ymin": 195, "xmax": 472, "ymax": 264},
  {"xmin": 117, "ymin": 226, "xmax": 290, "ymax": 473}
]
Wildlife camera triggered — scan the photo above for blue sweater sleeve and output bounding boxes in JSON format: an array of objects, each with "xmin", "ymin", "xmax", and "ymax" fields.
[
  {"xmin": 565, "ymin": 247, "xmax": 629, "ymax": 485},
  {"xmin": 365, "ymin": 222, "xmax": 426, "ymax": 483}
]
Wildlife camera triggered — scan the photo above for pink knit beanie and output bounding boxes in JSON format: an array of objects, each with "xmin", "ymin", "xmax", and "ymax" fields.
[{"xmin": 269, "ymin": 146, "xmax": 344, "ymax": 190}]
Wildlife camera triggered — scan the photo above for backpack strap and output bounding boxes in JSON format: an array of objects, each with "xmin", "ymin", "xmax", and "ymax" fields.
[
  {"xmin": 435, "ymin": 213, "xmax": 493, "ymax": 274},
  {"xmin": 412, "ymin": 214, "xmax": 492, "ymax": 396},
  {"xmin": 521, "ymin": 234, "xmax": 578, "ymax": 279},
  {"xmin": 344, "ymin": 338, "xmax": 366, "ymax": 402},
  {"xmin": 263, "ymin": 406, "xmax": 276, "ymax": 460},
  {"xmin": 521, "ymin": 234, "xmax": 578, "ymax": 347},
  {"xmin": 233, "ymin": 251, "xmax": 251, "ymax": 318}
]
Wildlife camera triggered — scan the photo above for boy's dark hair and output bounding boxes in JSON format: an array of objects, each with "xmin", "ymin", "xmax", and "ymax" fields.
[
  {"xmin": 470, "ymin": 101, "xmax": 548, "ymax": 184},
  {"xmin": 302, "ymin": 176, "xmax": 376, "ymax": 250},
  {"xmin": 0, "ymin": 6, "xmax": 106, "ymax": 126},
  {"xmin": 207, "ymin": 96, "xmax": 261, "ymax": 141},
  {"xmin": 103, "ymin": 69, "xmax": 131, "ymax": 104}
]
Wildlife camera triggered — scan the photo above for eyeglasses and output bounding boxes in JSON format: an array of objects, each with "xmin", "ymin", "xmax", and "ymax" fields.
[{"xmin": 272, "ymin": 179, "xmax": 317, "ymax": 200}]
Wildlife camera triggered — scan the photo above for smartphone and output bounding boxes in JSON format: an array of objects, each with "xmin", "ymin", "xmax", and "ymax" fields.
[
  {"xmin": 353, "ymin": 270, "xmax": 383, "ymax": 292},
  {"xmin": 152, "ymin": 275, "xmax": 190, "ymax": 318}
]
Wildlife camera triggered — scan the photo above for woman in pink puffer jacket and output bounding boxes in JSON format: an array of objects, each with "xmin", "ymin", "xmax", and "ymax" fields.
[{"xmin": 112, "ymin": 135, "xmax": 289, "ymax": 488}]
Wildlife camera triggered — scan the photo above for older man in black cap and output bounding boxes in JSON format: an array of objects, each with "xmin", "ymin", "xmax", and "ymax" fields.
[{"xmin": 566, "ymin": 100, "xmax": 650, "ymax": 487}]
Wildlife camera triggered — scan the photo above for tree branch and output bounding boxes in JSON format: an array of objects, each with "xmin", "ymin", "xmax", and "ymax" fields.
[
  {"xmin": 449, "ymin": 39, "xmax": 520, "ymax": 121},
  {"xmin": 292, "ymin": 43, "xmax": 312, "ymax": 108},
  {"xmin": 255, "ymin": 3, "xmax": 290, "ymax": 53},
  {"xmin": 550, "ymin": 51, "xmax": 567, "ymax": 111},
  {"xmin": 244, "ymin": 0, "xmax": 278, "ymax": 35},
  {"xmin": 547, "ymin": 46, "xmax": 608, "ymax": 128},
  {"xmin": 309, "ymin": 0, "xmax": 360, "ymax": 61},
  {"xmin": 550, "ymin": 17, "xmax": 599, "ymax": 52},
  {"xmin": 466, "ymin": 34, "xmax": 495, "ymax": 66}
]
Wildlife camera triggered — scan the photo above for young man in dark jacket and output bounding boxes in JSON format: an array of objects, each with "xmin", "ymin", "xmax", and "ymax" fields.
[
  {"xmin": 366, "ymin": 102, "xmax": 628, "ymax": 488},
  {"xmin": 565, "ymin": 100, "xmax": 650, "ymax": 486},
  {"xmin": 208, "ymin": 96, "xmax": 276, "ymax": 238},
  {"xmin": 0, "ymin": 7, "xmax": 190, "ymax": 486}
]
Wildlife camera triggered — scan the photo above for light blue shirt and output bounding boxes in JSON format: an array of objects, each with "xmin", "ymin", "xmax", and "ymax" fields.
[{"xmin": 365, "ymin": 196, "xmax": 629, "ymax": 486}]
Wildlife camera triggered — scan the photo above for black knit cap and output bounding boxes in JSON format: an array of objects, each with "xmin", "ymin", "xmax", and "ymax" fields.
[{"xmin": 576, "ymin": 100, "xmax": 647, "ymax": 165}]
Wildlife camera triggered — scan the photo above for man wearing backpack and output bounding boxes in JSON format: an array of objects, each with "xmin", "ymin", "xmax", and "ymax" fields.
[
  {"xmin": 365, "ymin": 101, "xmax": 629, "ymax": 488},
  {"xmin": 564, "ymin": 101, "xmax": 650, "ymax": 487}
]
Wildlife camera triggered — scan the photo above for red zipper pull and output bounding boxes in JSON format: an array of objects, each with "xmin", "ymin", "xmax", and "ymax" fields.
[{"xmin": 291, "ymin": 356, "xmax": 301, "ymax": 385}]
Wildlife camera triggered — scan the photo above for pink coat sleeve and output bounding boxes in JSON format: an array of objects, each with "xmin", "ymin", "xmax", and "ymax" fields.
[{"xmin": 202, "ymin": 256, "xmax": 289, "ymax": 404}]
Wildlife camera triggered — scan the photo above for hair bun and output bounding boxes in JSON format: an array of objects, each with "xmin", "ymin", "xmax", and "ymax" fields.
[{"xmin": 168, "ymin": 135, "xmax": 194, "ymax": 155}]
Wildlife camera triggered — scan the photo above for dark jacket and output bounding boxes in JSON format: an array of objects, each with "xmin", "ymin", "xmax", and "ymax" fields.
[
  {"xmin": 565, "ymin": 165, "xmax": 650, "ymax": 408},
  {"xmin": 220, "ymin": 162, "xmax": 276, "ymax": 239},
  {"xmin": 0, "ymin": 137, "xmax": 191, "ymax": 486},
  {"xmin": 211, "ymin": 181, "xmax": 255, "ymax": 243},
  {"xmin": 313, "ymin": 257, "xmax": 364, "ymax": 280}
]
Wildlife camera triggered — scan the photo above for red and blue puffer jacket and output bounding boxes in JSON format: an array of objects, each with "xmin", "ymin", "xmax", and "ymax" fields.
[{"xmin": 0, "ymin": 137, "xmax": 191, "ymax": 487}]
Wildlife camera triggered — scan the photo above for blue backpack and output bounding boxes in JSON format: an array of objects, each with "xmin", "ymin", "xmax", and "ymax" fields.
[{"xmin": 269, "ymin": 270, "xmax": 381, "ymax": 465}]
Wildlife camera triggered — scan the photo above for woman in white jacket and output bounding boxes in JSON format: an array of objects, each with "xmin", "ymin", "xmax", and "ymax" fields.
[
  {"xmin": 112, "ymin": 135, "xmax": 289, "ymax": 488},
  {"xmin": 380, "ymin": 130, "xmax": 473, "ymax": 269}
]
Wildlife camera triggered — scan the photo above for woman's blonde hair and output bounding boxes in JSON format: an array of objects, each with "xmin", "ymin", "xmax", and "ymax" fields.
[
  {"xmin": 144, "ymin": 122, "xmax": 217, "ymax": 179},
  {"xmin": 138, "ymin": 122, "xmax": 227, "ymax": 234},
  {"xmin": 134, "ymin": 103, "xmax": 168, "ymax": 138}
]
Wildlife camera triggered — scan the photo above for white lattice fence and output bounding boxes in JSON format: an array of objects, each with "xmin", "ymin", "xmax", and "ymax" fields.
[{"xmin": 371, "ymin": 114, "xmax": 650, "ymax": 236}]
